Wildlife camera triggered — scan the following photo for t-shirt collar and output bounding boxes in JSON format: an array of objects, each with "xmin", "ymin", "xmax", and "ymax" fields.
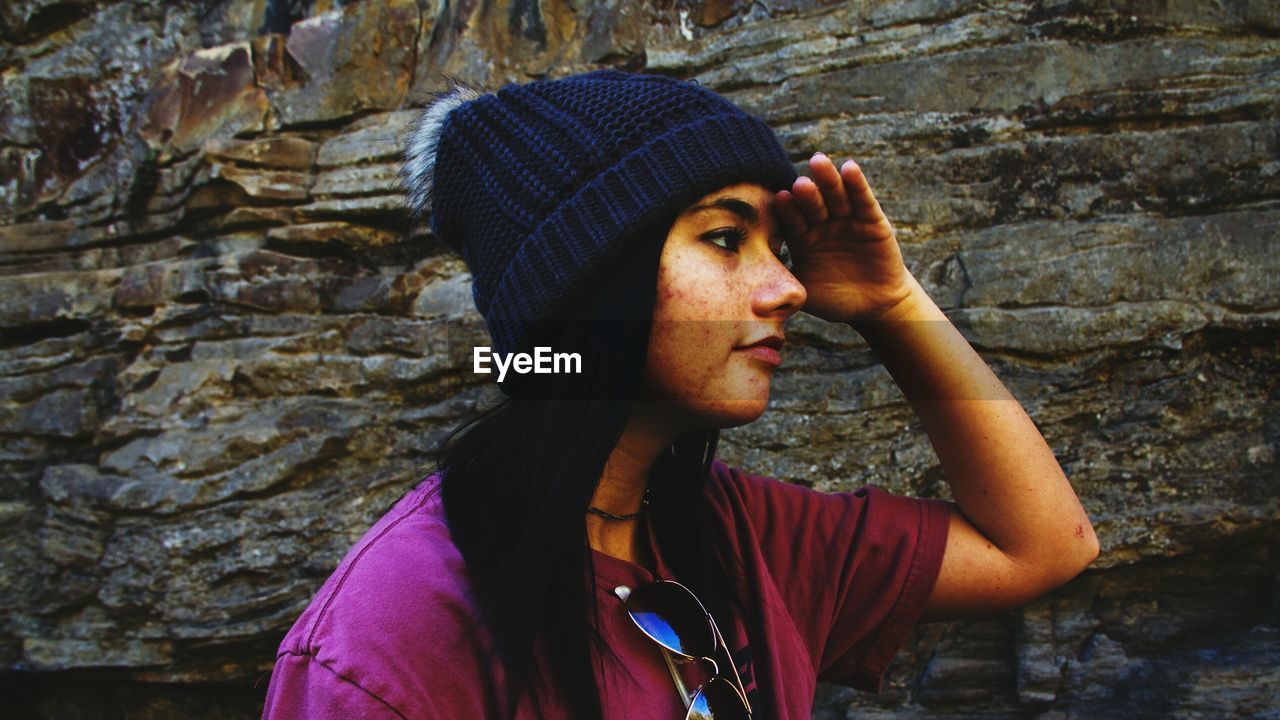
[{"xmin": 590, "ymin": 510, "xmax": 673, "ymax": 589}]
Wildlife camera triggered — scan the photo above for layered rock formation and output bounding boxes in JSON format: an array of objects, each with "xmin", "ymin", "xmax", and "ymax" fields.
[{"xmin": 1, "ymin": 0, "xmax": 1276, "ymax": 717}]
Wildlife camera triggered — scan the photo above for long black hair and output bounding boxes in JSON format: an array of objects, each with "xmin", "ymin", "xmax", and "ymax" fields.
[{"xmin": 429, "ymin": 227, "xmax": 773, "ymax": 718}]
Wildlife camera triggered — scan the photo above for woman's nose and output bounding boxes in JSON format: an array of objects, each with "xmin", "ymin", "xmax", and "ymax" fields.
[{"xmin": 752, "ymin": 255, "xmax": 807, "ymax": 317}]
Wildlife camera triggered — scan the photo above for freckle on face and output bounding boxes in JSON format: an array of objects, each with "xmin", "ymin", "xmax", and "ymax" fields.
[{"xmin": 636, "ymin": 185, "xmax": 788, "ymax": 430}]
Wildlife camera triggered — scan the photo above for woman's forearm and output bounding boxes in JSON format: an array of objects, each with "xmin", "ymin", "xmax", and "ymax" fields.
[{"xmin": 851, "ymin": 272, "xmax": 1100, "ymax": 580}]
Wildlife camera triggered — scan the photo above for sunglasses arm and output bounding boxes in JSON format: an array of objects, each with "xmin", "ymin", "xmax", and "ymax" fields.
[
  {"xmin": 709, "ymin": 614, "xmax": 750, "ymax": 709},
  {"xmin": 659, "ymin": 646, "xmax": 694, "ymax": 711}
]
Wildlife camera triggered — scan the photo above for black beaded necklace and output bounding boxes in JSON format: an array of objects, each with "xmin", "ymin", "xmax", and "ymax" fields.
[{"xmin": 586, "ymin": 484, "xmax": 651, "ymax": 521}]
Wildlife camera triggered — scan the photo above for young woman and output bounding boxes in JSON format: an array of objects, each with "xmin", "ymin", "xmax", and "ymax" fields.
[{"xmin": 261, "ymin": 69, "xmax": 1099, "ymax": 720}]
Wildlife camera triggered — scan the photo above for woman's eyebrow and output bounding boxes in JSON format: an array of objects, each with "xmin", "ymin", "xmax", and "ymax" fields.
[{"xmin": 680, "ymin": 197, "xmax": 759, "ymax": 224}]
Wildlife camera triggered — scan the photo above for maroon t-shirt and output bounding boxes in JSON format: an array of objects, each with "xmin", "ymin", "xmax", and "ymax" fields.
[{"xmin": 261, "ymin": 459, "xmax": 950, "ymax": 719}]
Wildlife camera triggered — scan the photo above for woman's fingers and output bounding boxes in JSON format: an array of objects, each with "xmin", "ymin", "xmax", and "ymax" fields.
[
  {"xmin": 773, "ymin": 189, "xmax": 809, "ymax": 241},
  {"xmin": 792, "ymin": 175, "xmax": 830, "ymax": 228},
  {"xmin": 808, "ymin": 153, "xmax": 854, "ymax": 218},
  {"xmin": 839, "ymin": 159, "xmax": 886, "ymax": 224},
  {"xmin": 778, "ymin": 153, "xmax": 886, "ymax": 241}
]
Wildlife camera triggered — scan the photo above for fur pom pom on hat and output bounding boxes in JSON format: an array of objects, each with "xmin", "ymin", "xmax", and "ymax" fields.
[
  {"xmin": 400, "ymin": 77, "xmax": 488, "ymax": 230},
  {"xmin": 400, "ymin": 69, "xmax": 798, "ymax": 369}
]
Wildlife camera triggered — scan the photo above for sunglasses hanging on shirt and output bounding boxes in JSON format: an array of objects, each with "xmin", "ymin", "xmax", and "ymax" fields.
[{"xmin": 614, "ymin": 580, "xmax": 752, "ymax": 720}]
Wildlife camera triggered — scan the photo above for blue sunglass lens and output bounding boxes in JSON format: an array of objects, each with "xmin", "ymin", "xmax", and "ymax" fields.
[{"xmin": 627, "ymin": 582, "xmax": 716, "ymax": 657}]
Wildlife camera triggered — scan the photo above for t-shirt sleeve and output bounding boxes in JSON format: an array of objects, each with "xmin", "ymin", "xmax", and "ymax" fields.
[
  {"xmin": 719, "ymin": 461, "xmax": 951, "ymax": 692},
  {"xmin": 262, "ymin": 651, "xmax": 410, "ymax": 720},
  {"xmin": 260, "ymin": 476, "xmax": 496, "ymax": 719}
]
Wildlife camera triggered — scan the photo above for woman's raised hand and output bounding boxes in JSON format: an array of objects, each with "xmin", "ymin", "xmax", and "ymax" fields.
[{"xmin": 774, "ymin": 153, "xmax": 916, "ymax": 325}]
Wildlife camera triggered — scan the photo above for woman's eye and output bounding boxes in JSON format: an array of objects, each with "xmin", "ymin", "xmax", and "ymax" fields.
[
  {"xmin": 705, "ymin": 227, "xmax": 746, "ymax": 252},
  {"xmin": 705, "ymin": 229, "xmax": 793, "ymax": 269}
]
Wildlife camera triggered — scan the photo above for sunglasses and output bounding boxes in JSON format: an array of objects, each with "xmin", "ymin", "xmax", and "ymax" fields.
[{"xmin": 614, "ymin": 580, "xmax": 753, "ymax": 719}]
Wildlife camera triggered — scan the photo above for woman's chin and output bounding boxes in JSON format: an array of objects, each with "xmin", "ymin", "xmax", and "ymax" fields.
[
  {"xmin": 698, "ymin": 396, "xmax": 770, "ymax": 430},
  {"xmin": 649, "ymin": 401, "xmax": 768, "ymax": 434}
]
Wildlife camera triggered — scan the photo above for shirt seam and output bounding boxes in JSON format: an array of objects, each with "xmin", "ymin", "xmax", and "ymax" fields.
[
  {"xmin": 303, "ymin": 475, "xmax": 442, "ymax": 650},
  {"xmin": 276, "ymin": 649, "xmax": 409, "ymax": 720}
]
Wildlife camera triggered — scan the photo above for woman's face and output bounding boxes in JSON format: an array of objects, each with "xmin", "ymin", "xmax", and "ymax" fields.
[{"xmin": 636, "ymin": 182, "xmax": 807, "ymax": 432}]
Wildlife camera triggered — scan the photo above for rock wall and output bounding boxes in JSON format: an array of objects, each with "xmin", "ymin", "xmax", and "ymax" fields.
[{"xmin": 2, "ymin": 1, "xmax": 1277, "ymax": 718}]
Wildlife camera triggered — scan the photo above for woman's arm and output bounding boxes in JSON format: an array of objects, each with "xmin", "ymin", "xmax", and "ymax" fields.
[
  {"xmin": 775, "ymin": 153, "xmax": 1099, "ymax": 621},
  {"xmin": 852, "ymin": 271, "xmax": 1099, "ymax": 622}
]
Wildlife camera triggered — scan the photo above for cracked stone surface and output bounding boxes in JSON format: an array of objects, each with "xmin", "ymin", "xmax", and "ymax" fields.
[{"xmin": 1, "ymin": 0, "xmax": 1277, "ymax": 717}]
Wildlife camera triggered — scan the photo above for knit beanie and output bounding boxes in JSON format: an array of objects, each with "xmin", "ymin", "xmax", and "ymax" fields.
[{"xmin": 400, "ymin": 68, "xmax": 798, "ymax": 365}]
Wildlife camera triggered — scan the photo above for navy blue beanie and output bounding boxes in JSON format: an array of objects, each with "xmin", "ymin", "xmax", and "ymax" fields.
[{"xmin": 400, "ymin": 68, "xmax": 798, "ymax": 363}]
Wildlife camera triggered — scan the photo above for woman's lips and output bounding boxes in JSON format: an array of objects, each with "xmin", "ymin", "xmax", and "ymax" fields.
[{"xmin": 735, "ymin": 344, "xmax": 782, "ymax": 366}]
